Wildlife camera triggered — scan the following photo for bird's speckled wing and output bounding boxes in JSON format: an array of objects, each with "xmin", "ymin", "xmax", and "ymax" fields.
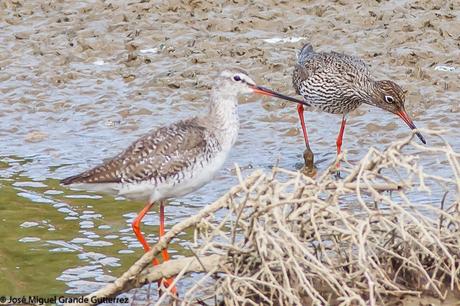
[
  {"xmin": 61, "ymin": 118, "xmax": 220, "ymax": 186},
  {"xmin": 293, "ymin": 43, "xmax": 371, "ymax": 90},
  {"xmin": 292, "ymin": 46, "xmax": 373, "ymax": 113},
  {"xmin": 330, "ymin": 51, "xmax": 370, "ymax": 75},
  {"xmin": 297, "ymin": 52, "xmax": 370, "ymax": 83}
]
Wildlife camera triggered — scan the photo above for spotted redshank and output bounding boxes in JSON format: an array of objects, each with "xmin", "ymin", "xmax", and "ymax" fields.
[
  {"xmin": 292, "ymin": 43, "xmax": 426, "ymax": 171},
  {"xmin": 60, "ymin": 68, "xmax": 307, "ymax": 294}
]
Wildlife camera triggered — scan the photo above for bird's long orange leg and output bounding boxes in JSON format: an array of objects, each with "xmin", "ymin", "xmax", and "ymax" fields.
[
  {"xmin": 335, "ymin": 115, "xmax": 347, "ymax": 170},
  {"xmin": 132, "ymin": 202, "xmax": 161, "ymax": 286},
  {"xmin": 297, "ymin": 104, "xmax": 311, "ymax": 150},
  {"xmin": 132, "ymin": 202, "xmax": 159, "ymax": 260},
  {"xmin": 159, "ymin": 201, "xmax": 169, "ymax": 260},
  {"xmin": 159, "ymin": 200, "xmax": 177, "ymax": 295}
]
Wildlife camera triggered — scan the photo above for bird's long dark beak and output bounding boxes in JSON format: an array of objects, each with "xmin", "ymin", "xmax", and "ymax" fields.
[
  {"xmin": 396, "ymin": 109, "xmax": 426, "ymax": 144},
  {"xmin": 250, "ymin": 85, "xmax": 310, "ymax": 107}
]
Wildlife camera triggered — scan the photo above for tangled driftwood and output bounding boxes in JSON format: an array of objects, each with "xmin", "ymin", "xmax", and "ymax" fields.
[{"xmin": 68, "ymin": 130, "xmax": 460, "ymax": 306}]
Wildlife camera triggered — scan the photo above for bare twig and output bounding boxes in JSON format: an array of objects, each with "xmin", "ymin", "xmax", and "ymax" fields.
[{"xmin": 77, "ymin": 129, "xmax": 460, "ymax": 306}]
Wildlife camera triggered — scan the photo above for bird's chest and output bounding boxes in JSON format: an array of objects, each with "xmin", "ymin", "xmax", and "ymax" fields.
[{"xmin": 299, "ymin": 81, "xmax": 363, "ymax": 114}]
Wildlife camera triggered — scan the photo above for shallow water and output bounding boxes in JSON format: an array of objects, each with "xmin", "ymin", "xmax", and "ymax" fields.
[{"xmin": 0, "ymin": 0, "xmax": 459, "ymax": 300}]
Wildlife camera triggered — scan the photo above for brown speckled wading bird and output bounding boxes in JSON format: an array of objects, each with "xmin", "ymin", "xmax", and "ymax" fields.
[
  {"xmin": 60, "ymin": 69, "xmax": 307, "ymax": 294},
  {"xmin": 292, "ymin": 44, "xmax": 426, "ymax": 170}
]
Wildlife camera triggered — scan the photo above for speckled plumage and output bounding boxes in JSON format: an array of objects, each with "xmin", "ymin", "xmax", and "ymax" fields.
[
  {"xmin": 61, "ymin": 68, "xmax": 308, "ymax": 204},
  {"xmin": 61, "ymin": 68, "xmax": 309, "ymax": 201},
  {"xmin": 291, "ymin": 43, "xmax": 426, "ymax": 159},
  {"xmin": 293, "ymin": 44, "xmax": 376, "ymax": 114},
  {"xmin": 61, "ymin": 118, "xmax": 225, "ymax": 199}
]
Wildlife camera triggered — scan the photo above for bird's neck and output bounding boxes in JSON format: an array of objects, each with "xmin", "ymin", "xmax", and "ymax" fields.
[
  {"xmin": 207, "ymin": 91, "xmax": 240, "ymax": 146},
  {"xmin": 358, "ymin": 79, "xmax": 379, "ymax": 106}
]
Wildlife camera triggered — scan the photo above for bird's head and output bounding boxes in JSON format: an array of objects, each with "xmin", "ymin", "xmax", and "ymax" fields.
[
  {"xmin": 217, "ymin": 69, "xmax": 258, "ymax": 95},
  {"xmin": 216, "ymin": 68, "xmax": 308, "ymax": 105},
  {"xmin": 370, "ymin": 80, "xmax": 426, "ymax": 144}
]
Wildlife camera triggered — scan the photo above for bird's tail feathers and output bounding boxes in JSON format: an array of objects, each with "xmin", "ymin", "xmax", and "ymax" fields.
[
  {"xmin": 60, "ymin": 174, "xmax": 85, "ymax": 185},
  {"xmin": 297, "ymin": 43, "xmax": 314, "ymax": 65}
]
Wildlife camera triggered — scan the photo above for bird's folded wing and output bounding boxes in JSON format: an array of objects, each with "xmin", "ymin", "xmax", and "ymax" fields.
[{"xmin": 61, "ymin": 118, "xmax": 219, "ymax": 185}]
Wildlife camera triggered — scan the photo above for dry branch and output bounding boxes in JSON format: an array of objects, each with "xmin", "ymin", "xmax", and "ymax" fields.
[
  {"xmin": 76, "ymin": 130, "xmax": 460, "ymax": 306},
  {"xmin": 137, "ymin": 254, "xmax": 223, "ymax": 284}
]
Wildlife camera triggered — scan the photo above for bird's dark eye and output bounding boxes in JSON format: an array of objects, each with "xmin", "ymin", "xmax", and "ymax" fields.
[
  {"xmin": 385, "ymin": 95, "xmax": 395, "ymax": 103},
  {"xmin": 233, "ymin": 75, "xmax": 241, "ymax": 82}
]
